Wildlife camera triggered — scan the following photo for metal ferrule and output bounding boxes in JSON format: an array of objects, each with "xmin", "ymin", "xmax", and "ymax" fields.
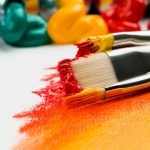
[
  {"xmin": 106, "ymin": 47, "xmax": 150, "ymax": 82},
  {"xmin": 101, "ymin": 46, "xmax": 150, "ymax": 100},
  {"xmin": 104, "ymin": 73, "xmax": 150, "ymax": 99},
  {"xmin": 0, "ymin": 0, "xmax": 5, "ymax": 19},
  {"xmin": 113, "ymin": 31, "xmax": 150, "ymax": 49}
]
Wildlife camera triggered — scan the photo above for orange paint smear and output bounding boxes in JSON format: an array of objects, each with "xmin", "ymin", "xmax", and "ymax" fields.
[{"xmin": 14, "ymin": 67, "xmax": 150, "ymax": 149}]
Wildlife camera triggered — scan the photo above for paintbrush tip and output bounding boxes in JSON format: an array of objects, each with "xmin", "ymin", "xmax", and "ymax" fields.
[
  {"xmin": 63, "ymin": 88, "xmax": 105, "ymax": 108},
  {"xmin": 76, "ymin": 39, "xmax": 94, "ymax": 48},
  {"xmin": 76, "ymin": 37, "xmax": 101, "ymax": 57},
  {"xmin": 75, "ymin": 34, "xmax": 114, "ymax": 57}
]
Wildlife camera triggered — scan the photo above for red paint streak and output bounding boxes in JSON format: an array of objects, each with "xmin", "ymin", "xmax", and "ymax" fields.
[
  {"xmin": 14, "ymin": 60, "xmax": 83, "ymax": 133},
  {"xmin": 14, "ymin": 72, "xmax": 65, "ymax": 132},
  {"xmin": 57, "ymin": 59, "xmax": 83, "ymax": 95}
]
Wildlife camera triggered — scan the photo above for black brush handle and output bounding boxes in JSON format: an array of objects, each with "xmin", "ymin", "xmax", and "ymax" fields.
[{"xmin": 108, "ymin": 47, "xmax": 150, "ymax": 81}]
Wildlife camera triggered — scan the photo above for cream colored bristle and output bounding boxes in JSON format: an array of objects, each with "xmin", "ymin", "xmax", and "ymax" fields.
[{"xmin": 71, "ymin": 53, "xmax": 118, "ymax": 89}]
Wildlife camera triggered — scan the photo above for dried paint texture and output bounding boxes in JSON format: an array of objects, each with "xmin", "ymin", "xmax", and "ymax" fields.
[
  {"xmin": 14, "ymin": 68, "xmax": 150, "ymax": 150},
  {"xmin": 58, "ymin": 59, "xmax": 83, "ymax": 95}
]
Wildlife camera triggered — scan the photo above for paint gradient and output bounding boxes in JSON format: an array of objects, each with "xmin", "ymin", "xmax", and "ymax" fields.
[{"xmin": 14, "ymin": 68, "xmax": 150, "ymax": 150}]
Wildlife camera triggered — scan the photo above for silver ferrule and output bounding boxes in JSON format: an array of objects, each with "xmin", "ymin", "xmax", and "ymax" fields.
[
  {"xmin": 106, "ymin": 46, "xmax": 150, "ymax": 82},
  {"xmin": 113, "ymin": 31, "xmax": 150, "ymax": 49},
  {"xmin": 106, "ymin": 73, "xmax": 150, "ymax": 90},
  {"xmin": 104, "ymin": 73, "xmax": 150, "ymax": 99}
]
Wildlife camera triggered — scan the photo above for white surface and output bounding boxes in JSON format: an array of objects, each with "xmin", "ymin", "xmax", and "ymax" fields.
[{"xmin": 0, "ymin": 39, "xmax": 77, "ymax": 150}]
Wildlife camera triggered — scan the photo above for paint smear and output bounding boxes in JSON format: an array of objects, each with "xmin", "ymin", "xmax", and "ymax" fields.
[{"xmin": 13, "ymin": 67, "xmax": 150, "ymax": 150}]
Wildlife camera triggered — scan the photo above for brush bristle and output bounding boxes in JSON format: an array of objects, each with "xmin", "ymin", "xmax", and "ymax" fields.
[
  {"xmin": 71, "ymin": 53, "xmax": 118, "ymax": 89},
  {"xmin": 63, "ymin": 88, "xmax": 105, "ymax": 108},
  {"xmin": 76, "ymin": 34, "xmax": 114, "ymax": 57},
  {"xmin": 76, "ymin": 38, "xmax": 94, "ymax": 48},
  {"xmin": 76, "ymin": 37, "xmax": 101, "ymax": 55}
]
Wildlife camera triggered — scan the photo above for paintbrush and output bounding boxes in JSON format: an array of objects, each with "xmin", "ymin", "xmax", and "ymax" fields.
[
  {"xmin": 76, "ymin": 31, "xmax": 150, "ymax": 57},
  {"xmin": 57, "ymin": 46, "xmax": 150, "ymax": 108}
]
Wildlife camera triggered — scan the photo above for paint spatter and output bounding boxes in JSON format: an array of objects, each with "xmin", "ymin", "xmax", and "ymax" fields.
[
  {"xmin": 14, "ymin": 71, "xmax": 65, "ymax": 133},
  {"xmin": 13, "ymin": 66, "xmax": 150, "ymax": 150}
]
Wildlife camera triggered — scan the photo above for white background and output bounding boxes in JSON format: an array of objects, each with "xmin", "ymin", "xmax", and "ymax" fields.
[{"xmin": 0, "ymin": 39, "xmax": 76, "ymax": 150}]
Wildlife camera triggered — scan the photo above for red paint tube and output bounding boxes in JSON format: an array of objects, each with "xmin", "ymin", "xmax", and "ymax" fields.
[
  {"xmin": 101, "ymin": 0, "xmax": 146, "ymax": 32},
  {"xmin": 106, "ymin": 19, "xmax": 141, "ymax": 33}
]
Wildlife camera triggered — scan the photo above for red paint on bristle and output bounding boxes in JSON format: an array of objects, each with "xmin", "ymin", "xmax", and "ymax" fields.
[
  {"xmin": 75, "ymin": 39, "xmax": 93, "ymax": 57},
  {"xmin": 57, "ymin": 59, "xmax": 83, "ymax": 95},
  {"xmin": 76, "ymin": 39, "xmax": 93, "ymax": 48},
  {"xmin": 14, "ymin": 59, "xmax": 83, "ymax": 132},
  {"xmin": 76, "ymin": 47, "xmax": 91, "ymax": 57}
]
